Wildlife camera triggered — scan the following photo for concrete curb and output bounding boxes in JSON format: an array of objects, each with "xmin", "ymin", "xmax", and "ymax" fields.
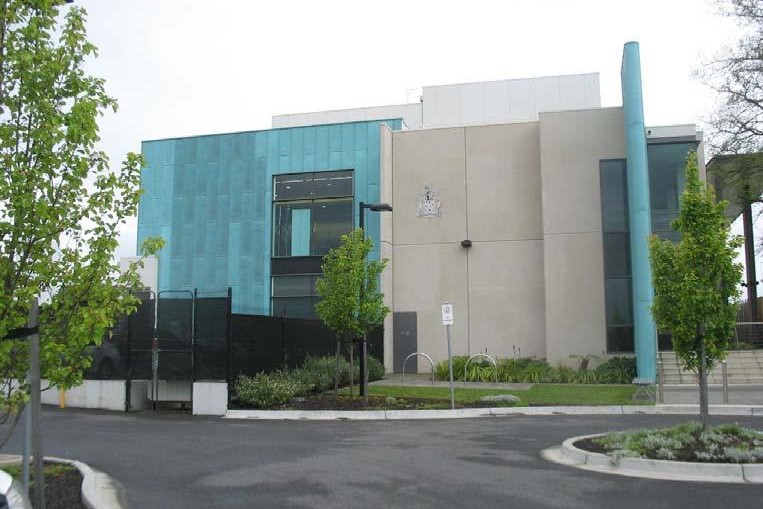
[
  {"xmin": 0, "ymin": 454, "xmax": 128, "ymax": 509},
  {"xmin": 541, "ymin": 433, "xmax": 763, "ymax": 484},
  {"xmin": 224, "ymin": 403, "xmax": 763, "ymax": 421}
]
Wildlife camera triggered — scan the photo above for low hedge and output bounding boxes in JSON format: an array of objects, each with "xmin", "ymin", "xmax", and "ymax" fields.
[{"xmin": 434, "ymin": 356, "xmax": 636, "ymax": 385}]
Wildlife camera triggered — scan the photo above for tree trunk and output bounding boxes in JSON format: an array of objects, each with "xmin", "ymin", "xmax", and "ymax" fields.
[
  {"xmin": 349, "ymin": 342, "xmax": 355, "ymax": 398},
  {"xmin": 334, "ymin": 339, "xmax": 341, "ymax": 397},
  {"xmin": 699, "ymin": 338, "xmax": 709, "ymax": 428}
]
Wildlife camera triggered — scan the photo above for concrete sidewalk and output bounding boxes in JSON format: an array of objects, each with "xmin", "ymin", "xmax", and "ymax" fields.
[{"xmin": 661, "ymin": 384, "xmax": 763, "ymax": 405}]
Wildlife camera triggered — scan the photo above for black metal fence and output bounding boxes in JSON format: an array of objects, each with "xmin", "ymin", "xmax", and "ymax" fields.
[{"xmin": 93, "ymin": 287, "xmax": 384, "ymax": 410}]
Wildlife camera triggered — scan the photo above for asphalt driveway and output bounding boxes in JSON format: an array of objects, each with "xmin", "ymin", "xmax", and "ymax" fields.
[{"xmin": 3, "ymin": 409, "xmax": 763, "ymax": 508}]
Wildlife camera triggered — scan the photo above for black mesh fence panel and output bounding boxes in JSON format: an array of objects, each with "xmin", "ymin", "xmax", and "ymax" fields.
[
  {"xmin": 229, "ymin": 314, "xmax": 385, "ymax": 379},
  {"xmin": 127, "ymin": 294, "xmax": 155, "ymax": 380},
  {"xmin": 283, "ymin": 318, "xmax": 335, "ymax": 368},
  {"xmin": 230, "ymin": 314, "xmax": 284, "ymax": 377},
  {"xmin": 194, "ymin": 297, "xmax": 229, "ymax": 380},
  {"xmin": 157, "ymin": 295, "xmax": 193, "ymax": 380}
]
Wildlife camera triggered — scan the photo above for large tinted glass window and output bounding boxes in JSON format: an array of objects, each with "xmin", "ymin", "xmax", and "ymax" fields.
[
  {"xmin": 312, "ymin": 198, "xmax": 353, "ymax": 256},
  {"xmin": 603, "ymin": 233, "xmax": 630, "ymax": 277},
  {"xmin": 273, "ymin": 203, "xmax": 312, "ymax": 257},
  {"xmin": 272, "ymin": 200, "xmax": 353, "ymax": 257},
  {"xmin": 648, "ymin": 142, "xmax": 696, "ymax": 239},
  {"xmin": 313, "ymin": 171, "xmax": 354, "ymax": 198},
  {"xmin": 600, "ymin": 159, "xmax": 634, "ymax": 353},
  {"xmin": 272, "ymin": 171, "xmax": 354, "ymax": 258},
  {"xmin": 605, "ymin": 278, "xmax": 633, "ymax": 325},
  {"xmin": 274, "ymin": 174, "xmax": 314, "ymax": 201},
  {"xmin": 273, "ymin": 170, "xmax": 353, "ymax": 201},
  {"xmin": 271, "ymin": 275, "xmax": 320, "ymax": 319},
  {"xmin": 600, "ymin": 160, "xmax": 629, "ymax": 232}
]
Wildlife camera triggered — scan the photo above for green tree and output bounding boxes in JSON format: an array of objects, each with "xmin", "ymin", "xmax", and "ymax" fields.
[
  {"xmin": 315, "ymin": 228, "xmax": 389, "ymax": 398},
  {"xmin": 649, "ymin": 151, "xmax": 743, "ymax": 427},
  {"xmin": 0, "ymin": 0, "xmax": 162, "ymax": 436}
]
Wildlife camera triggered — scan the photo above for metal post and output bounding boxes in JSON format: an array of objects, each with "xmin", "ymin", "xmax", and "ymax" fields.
[
  {"xmin": 359, "ymin": 201, "xmax": 366, "ymax": 400},
  {"xmin": 21, "ymin": 402, "xmax": 30, "ymax": 493},
  {"xmin": 192, "ymin": 288, "xmax": 198, "ymax": 385},
  {"xmin": 722, "ymin": 359, "xmax": 729, "ymax": 404},
  {"xmin": 29, "ymin": 298, "xmax": 44, "ymax": 509},
  {"xmin": 657, "ymin": 353, "xmax": 664, "ymax": 404},
  {"xmin": 446, "ymin": 323, "xmax": 455, "ymax": 410},
  {"xmin": 225, "ymin": 286, "xmax": 232, "ymax": 407},
  {"xmin": 125, "ymin": 292, "xmax": 133, "ymax": 413},
  {"xmin": 151, "ymin": 335, "xmax": 158, "ymax": 412}
]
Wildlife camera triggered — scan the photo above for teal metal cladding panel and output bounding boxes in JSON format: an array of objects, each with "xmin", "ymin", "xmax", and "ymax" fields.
[
  {"xmin": 137, "ymin": 119, "xmax": 401, "ymax": 314},
  {"xmin": 621, "ymin": 41, "xmax": 656, "ymax": 381}
]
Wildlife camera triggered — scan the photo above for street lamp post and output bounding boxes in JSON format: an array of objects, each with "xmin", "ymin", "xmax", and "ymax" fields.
[{"xmin": 358, "ymin": 201, "xmax": 392, "ymax": 403}]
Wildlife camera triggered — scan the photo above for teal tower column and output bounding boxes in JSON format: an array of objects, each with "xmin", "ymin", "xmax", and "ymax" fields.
[{"xmin": 621, "ymin": 41, "xmax": 656, "ymax": 381}]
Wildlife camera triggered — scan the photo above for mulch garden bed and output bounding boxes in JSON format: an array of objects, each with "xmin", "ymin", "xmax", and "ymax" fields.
[
  {"xmin": 10, "ymin": 462, "xmax": 85, "ymax": 509},
  {"xmin": 573, "ymin": 424, "xmax": 763, "ymax": 464}
]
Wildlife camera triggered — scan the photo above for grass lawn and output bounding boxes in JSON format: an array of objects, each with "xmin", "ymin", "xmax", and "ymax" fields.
[{"xmin": 341, "ymin": 384, "xmax": 650, "ymax": 406}]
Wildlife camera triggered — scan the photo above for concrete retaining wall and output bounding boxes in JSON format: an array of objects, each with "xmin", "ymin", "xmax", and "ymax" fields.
[{"xmin": 192, "ymin": 382, "xmax": 228, "ymax": 416}]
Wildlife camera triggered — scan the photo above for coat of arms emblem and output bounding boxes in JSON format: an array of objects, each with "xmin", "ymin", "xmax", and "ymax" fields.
[{"xmin": 417, "ymin": 184, "xmax": 441, "ymax": 218}]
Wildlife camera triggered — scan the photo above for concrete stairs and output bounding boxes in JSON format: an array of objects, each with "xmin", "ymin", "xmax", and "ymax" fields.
[{"xmin": 659, "ymin": 350, "xmax": 763, "ymax": 385}]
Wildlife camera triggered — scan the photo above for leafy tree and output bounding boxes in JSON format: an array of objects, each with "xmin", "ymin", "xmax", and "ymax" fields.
[
  {"xmin": 0, "ymin": 0, "xmax": 163, "ymax": 440},
  {"xmin": 315, "ymin": 228, "xmax": 389, "ymax": 398},
  {"xmin": 649, "ymin": 151, "xmax": 743, "ymax": 427}
]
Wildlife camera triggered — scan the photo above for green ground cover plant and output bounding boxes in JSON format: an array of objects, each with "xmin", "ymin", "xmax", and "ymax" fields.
[
  {"xmin": 434, "ymin": 356, "xmax": 636, "ymax": 385},
  {"xmin": 585, "ymin": 422, "xmax": 763, "ymax": 463}
]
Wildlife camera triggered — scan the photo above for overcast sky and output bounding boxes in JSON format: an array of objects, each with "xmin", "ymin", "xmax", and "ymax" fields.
[{"xmin": 74, "ymin": 0, "xmax": 759, "ymax": 280}]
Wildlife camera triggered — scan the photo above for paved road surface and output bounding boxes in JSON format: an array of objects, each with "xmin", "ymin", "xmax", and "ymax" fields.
[{"xmin": 3, "ymin": 408, "xmax": 763, "ymax": 508}]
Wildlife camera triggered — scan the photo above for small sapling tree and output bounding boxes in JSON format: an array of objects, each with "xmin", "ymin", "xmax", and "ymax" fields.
[
  {"xmin": 316, "ymin": 229, "xmax": 389, "ymax": 398},
  {"xmin": 649, "ymin": 151, "xmax": 743, "ymax": 427}
]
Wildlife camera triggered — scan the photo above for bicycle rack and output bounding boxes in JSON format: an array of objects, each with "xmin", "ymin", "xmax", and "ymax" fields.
[
  {"xmin": 402, "ymin": 352, "xmax": 435, "ymax": 384},
  {"xmin": 464, "ymin": 354, "xmax": 498, "ymax": 383}
]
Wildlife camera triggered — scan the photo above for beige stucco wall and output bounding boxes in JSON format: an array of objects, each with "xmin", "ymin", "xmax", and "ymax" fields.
[
  {"xmin": 379, "ymin": 125, "xmax": 395, "ymax": 372},
  {"xmin": 539, "ymin": 107, "xmax": 625, "ymax": 365},
  {"xmin": 391, "ymin": 128, "xmax": 469, "ymax": 371},
  {"xmin": 390, "ymin": 123, "xmax": 546, "ymax": 369}
]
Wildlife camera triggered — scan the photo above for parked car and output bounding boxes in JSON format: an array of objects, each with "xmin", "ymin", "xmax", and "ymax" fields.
[
  {"xmin": 84, "ymin": 340, "xmax": 121, "ymax": 380},
  {"xmin": 0, "ymin": 469, "xmax": 30, "ymax": 509}
]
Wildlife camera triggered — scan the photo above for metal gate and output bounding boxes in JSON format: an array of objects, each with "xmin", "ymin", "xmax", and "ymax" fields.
[
  {"xmin": 125, "ymin": 288, "xmax": 231, "ymax": 411},
  {"xmin": 154, "ymin": 290, "xmax": 194, "ymax": 408}
]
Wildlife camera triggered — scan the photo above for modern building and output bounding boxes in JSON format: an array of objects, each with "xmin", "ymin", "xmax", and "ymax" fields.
[{"xmin": 137, "ymin": 42, "xmax": 703, "ymax": 380}]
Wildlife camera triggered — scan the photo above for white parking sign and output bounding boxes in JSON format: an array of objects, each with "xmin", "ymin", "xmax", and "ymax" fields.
[{"xmin": 441, "ymin": 303, "xmax": 454, "ymax": 325}]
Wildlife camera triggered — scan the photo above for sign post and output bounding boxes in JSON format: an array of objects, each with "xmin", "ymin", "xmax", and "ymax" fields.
[{"xmin": 442, "ymin": 303, "xmax": 455, "ymax": 410}]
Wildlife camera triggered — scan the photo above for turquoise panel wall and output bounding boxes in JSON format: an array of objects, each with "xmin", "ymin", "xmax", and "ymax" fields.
[{"xmin": 137, "ymin": 119, "xmax": 401, "ymax": 314}]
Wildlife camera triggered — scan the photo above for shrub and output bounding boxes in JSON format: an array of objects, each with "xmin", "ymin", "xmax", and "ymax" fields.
[
  {"xmin": 299, "ymin": 355, "xmax": 349, "ymax": 392},
  {"xmin": 366, "ymin": 356, "xmax": 386, "ymax": 381},
  {"xmin": 235, "ymin": 372, "xmax": 305, "ymax": 408},
  {"xmin": 435, "ymin": 356, "xmax": 469, "ymax": 381},
  {"xmin": 465, "ymin": 361, "xmax": 496, "ymax": 382},
  {"xmin": 518, "ymin": 359, "xmax": 551, "ymax": 383},
  {"xmin": 595, "ymin": 357, "xmax": 637, "ymax": 384},
  {"xmin": 551, "ymin": 365, "xmax": 576, "ymax": 383},
  {"xmin": 573, "ymin": 369, "xmax": 600, "ymax": 384}
]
